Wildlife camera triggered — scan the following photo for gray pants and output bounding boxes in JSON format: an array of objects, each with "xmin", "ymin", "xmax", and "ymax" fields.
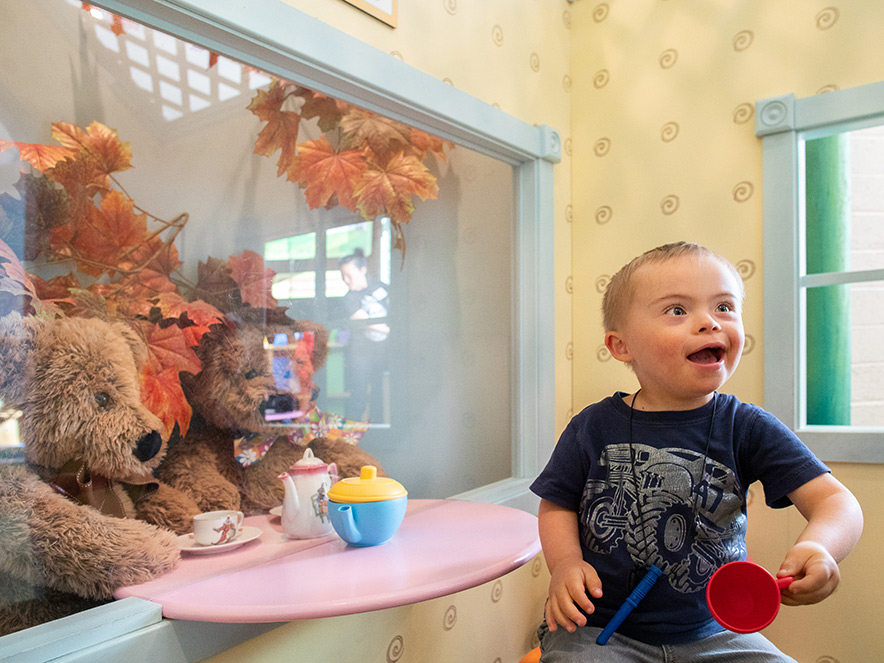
[{"xmin": 538, "ymin": 622, "xmax": 798, "ymax": 662}]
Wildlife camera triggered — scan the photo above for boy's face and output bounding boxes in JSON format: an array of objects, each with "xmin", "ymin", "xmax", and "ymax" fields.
[{"xmin": 604, "ymin": 253, "xmax": 745, "ymax": 411}]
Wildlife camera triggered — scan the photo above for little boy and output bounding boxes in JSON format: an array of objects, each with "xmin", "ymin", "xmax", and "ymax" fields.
[{"xmin": 531, "ymin": 242, "xmax": 863, "ymax": 661}]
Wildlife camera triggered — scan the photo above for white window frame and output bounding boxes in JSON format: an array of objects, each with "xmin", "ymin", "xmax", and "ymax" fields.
[
  {"xmin": 756, "ymin": 82, "xmax": 884, "ymax": 464},
  {"xmin": 1, "ymin": 0, "xmax": 558, "ymax": 657}
]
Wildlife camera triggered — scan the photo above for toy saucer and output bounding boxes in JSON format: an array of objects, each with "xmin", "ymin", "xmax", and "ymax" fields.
[
  {"xmin": 269, "ymin": 506, "xmax": 282, "ymax": 518},
  {"xmin": 178, "ymin": 526, "xmax": 262, "ymax": 554}
]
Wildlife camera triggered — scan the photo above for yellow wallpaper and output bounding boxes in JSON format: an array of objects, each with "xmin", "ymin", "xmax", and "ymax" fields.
[{"xmin": 570, "ymin": 2, "xmax": 884, "ymax": 661}]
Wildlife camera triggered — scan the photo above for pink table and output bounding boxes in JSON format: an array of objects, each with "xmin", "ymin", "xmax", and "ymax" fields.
[{"xmin": 115, "ymin": 499, "xmax": 540, "ymax": 622}]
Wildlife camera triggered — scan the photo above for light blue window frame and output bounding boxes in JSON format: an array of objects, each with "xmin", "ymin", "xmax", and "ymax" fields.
[
  {"xmin": 0, "ymin": 0, "xmax": 557, "ymax": 658},
  {"xmin": 756, "ymin": 82, "xmax": 884, "ymax": 464}
]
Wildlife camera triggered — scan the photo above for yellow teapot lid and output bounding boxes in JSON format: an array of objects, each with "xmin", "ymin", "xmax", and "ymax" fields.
[{"xmin": 328, "ymin": 466, "xmax": 407, "ymax": 503}]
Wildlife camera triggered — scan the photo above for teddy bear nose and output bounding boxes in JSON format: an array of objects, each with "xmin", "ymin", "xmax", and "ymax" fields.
[
  {"xmin": 260, "ymin": 393, "xmax": 297, "ymax": 417},
  {"xmin": 133, "ymin": 430, "xmax": 163, "ymax": 462}
]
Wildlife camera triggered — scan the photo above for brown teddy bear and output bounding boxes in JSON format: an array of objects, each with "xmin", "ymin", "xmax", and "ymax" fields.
[
  {"xmin": 143, "ymin": 314, "xmax": 385, "ymax": 534},
  {"xmin": 0, "ymin": 313, "xmax": 181, "ymax": 636}
]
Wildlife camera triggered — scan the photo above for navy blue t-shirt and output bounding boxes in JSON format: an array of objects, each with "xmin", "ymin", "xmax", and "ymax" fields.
[{"xmin": 530, "ymin": 392, "xmax": 830, "ymax": 646}]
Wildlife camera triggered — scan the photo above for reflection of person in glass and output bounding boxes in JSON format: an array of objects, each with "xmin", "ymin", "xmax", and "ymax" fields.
[{"xmin": 339, "ymin": 248, "xmax": 390, "ymax": 422}]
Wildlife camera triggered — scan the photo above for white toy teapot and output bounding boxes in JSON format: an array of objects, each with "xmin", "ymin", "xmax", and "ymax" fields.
[{"xmin": 277, "ymin": 448, "xmax": 338, "ymax": 539}]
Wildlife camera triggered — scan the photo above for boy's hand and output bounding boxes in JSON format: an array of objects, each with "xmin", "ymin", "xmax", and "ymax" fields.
[
  {"xmin": 777, "ymin": 540, "xmax": 841, "ymax": 606},
  {"xmin": 545, "ymin": 560, "xmax": 603, "ymax": 633}
]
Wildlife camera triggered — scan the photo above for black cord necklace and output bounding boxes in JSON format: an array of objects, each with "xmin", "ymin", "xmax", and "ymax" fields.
[
  {"xmin": 597, "ymin": 390, "xmax": 719, "ymax": 646},
  {"xmin": 627, "ymin": 389, "xmax": 718, "ymax": 572}
]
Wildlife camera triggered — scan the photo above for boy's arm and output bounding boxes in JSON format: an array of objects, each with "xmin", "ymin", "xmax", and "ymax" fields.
[
  {"xmin": 778, "ymin": 473, "xmax": 863, "ymax": 606},
  {"xmin": 538, "ymin": 498, "xmax": 604, "ymax": 632}
]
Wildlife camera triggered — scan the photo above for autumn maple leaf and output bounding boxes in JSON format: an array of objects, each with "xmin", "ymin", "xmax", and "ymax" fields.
[
  {"xmin": 354, "ymin": 152, "xmax": 439, "ymax": 225},
  {"xmin": 228, "ymin": 250, "xmax": 278, "ymax": 309},
  {"xmin": 295, "ymin": 87, "xmax": 344, "ymax": 132},
  {"xmin": 51, "ymin": 121, "xmax": 133, "ymax": 176},
  {"xmin": 31, "ymin": 272, "xmax": 80, "ymax": 302},
  {"xmin": 248, "ymin": 82, "xmax": 301, "ymax": 178},
  {"xmin": 339, "ymin": 108, "xmax": 412, "ymax": 159},
  {"xmin": 140, "ymin": 320, "xmax": 203, "ymax": 376},
  {"xmin": 289, "ymin": 137, "xmax": 367, "ymax": 210},
  {"xmin": 140, "ymin": 362, "xmax": 192, "ymax": 439},
  {"xmin": 54, "ymin": 190, "xmax": 149, "ymax": 277},
  {"xmin": 408, "ymin": 128, "xmax": 450, "ymax": 163},
  {"xmin": 0, "ymin": 138, "xmax": 73, "ymax": 172},
  {"xmin": 131, "ymin": 291, "xmax": 223, "ymax": 349},
  {"xmin": 46, "ymin": 156, "xmax": 111, "ymax": 222}
]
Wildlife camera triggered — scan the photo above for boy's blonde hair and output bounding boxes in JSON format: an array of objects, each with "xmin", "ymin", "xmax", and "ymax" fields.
[{"xmin": 602, "ymin": 242, "xmax": 745, "ymax": 332}]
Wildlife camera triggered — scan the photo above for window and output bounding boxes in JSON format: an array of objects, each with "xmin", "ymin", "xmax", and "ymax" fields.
[
  {"xmin": 0, "ymin": 0, "xmax": 558, "ymax": 650},
  {"xmin": 756, "ymin": 82, "xmax": 884, "ymax": 462}
]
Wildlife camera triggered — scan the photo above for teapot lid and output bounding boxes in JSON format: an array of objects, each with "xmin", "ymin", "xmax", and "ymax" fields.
[
  {"xmin": 289, "ymin": 447, "xmax": 329, "ymax": 475},
  {"xmin": 328, "ymin": 466, "xmax": 407, "ymax": 503}
]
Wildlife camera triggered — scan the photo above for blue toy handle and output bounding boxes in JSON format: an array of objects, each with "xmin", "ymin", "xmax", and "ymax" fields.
[{"xmin": 596, "ymin": 565, "xmax": 663, "ymax": 646}]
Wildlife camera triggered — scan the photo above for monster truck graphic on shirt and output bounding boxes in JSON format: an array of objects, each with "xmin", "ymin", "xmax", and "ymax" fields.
[{"xmin": 579, "ymin": 443, "xmax": 747, "ymax": 594}]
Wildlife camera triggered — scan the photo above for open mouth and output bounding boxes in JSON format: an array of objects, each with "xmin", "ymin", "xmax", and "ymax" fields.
[{"xmin": 687, "ymin": 346, "xmax": 725, "ymax": 365}]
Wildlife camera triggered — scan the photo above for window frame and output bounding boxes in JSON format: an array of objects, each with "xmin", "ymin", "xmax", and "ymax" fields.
[
  {"xmin": 2, "ymin": 0, "xmax": 557, "ymax": 656},
  {"xmin": 756, "ymin": 81, "xmax": 884, "ymax": 464}
]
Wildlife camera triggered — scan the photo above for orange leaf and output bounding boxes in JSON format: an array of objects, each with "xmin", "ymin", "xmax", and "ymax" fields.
[
  {"xmin": 409, "ymin": 128, "xmax": 450, "ymax": 163},
  {"xmin": 339, "ymin": 108, "xmax": 411, "ymax": 158},
  {"xmin": 248, "ymin": 82, "xmax": 301, "ymax": 178},
  {"xmin": 31, "ymin": 272, "xmax": 80, "ymax": 301},
  {"xmin": 51, "ymin": 121, "xmax": 133, "ymax": 176},
  {"xmin": 254, "ymin": 113, "xmax": 301, "ymax": 178},
  {"xmin": 354, "ymin": 152, "xmax": 439, "ymax": 225},
  {"xmin": 128, "ymin": 268, "xmax": 179, "ymax": 300},
  {"xmin": 59, "ymin": 191, "xmax": 149, "ymax": 277},
  {"xmin": 110, "ymin": 14, "xmax": 125, "ymax": 36},
  {"xmin": 140, "ymin": 363, "xmax": 192, "ymax": 439},
  {"xmin": 46, "ymin": 156, "xmax": 110, "ymax": 222},
  {"xmin": 142, "ymin": 322, "xmax": 203, "ymax": 375},
  {"xmin": 290, "ymin": 137, "xmax": 366, "ymax": 210},
  {"xmin": 228, "ymin": 250, "xmax": 278, "ymax": 309},
  {"xmin": 0, "ymin": 138, "xmax": 74, "ymax": 172},
  {"xmin": 296, "ymin": 88, "xmax": 343, "ymax": 132},
  {"xmin": 247, "ymin": 81, "xmax": 287, "ymax": 122}
]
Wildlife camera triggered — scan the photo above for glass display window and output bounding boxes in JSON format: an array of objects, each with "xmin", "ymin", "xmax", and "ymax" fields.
[{"xmin": 0, "ymin": 0, "xmax": 556, "ymax": 643}]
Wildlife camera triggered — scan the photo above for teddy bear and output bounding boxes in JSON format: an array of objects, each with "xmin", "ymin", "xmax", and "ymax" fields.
[
  {"xmin": 0, "ymin": 313, "xmax": 182, "ymax": 636},
  {"xmin": 142, "ymin": 313, "xmax": 385, "ymax": 534}
]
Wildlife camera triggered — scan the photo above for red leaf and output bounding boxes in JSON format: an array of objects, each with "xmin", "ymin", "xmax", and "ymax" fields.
[
  {"xmin": 51, "ymin": 121, "xmax": 133, "ymax": 176},
  {"xmin": 0, "ymin": 138, "xmax": 74, "ymax": 172},
  {"xmin": 140, "ymin": 363, "xmax": 192, "ymax": 439},
  {"xmin": 354, "ymin": 152, "xmax": 439, "ymax": 225},
  {"xmin": 142, "ymin": 321, "xmax": 203, "ymax": 375},
  {"xmin": 58, "ymin": 191, "xmax": 149, "ymax": 277},
  {"xmin": 290, "ymin": 137, "xmax": 366, "ymax": 210},
  {"xmin": 248, "ymin": 82, "xmax": 301, "ymax": 178},
  {"xmin": 227, "ymin": 250, "xmax": 278, "ymax": 309}
]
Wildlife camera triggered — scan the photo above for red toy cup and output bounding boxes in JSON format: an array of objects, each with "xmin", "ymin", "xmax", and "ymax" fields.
[{"xmin": 706, "ymin": 561, "xmax": 793, "ymax": 633}]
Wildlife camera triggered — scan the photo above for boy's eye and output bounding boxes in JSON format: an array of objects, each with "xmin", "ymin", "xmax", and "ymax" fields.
[
  {"xmin": 666, "ymin": 306, "xmax": 687, "ymax": 316},
  {"xmin": 717, "ymin": 303, "xmax": 734, "ymax": 313}
]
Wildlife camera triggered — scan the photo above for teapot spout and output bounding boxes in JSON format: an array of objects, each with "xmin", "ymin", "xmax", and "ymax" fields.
[
  {"xmin": 333, "ymin": 504, "xmax": 361, "ymax": 544},
  {"xmin": 278, "ymin": 471, "xmax": 300, "ymax": 511}
]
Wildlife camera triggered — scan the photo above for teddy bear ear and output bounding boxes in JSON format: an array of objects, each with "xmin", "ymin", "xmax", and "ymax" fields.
[
  {"xmin": 111, "ymin": 320, "xmax": 149, "ymax": 366},
  {"xmin": 0, "ymin": 313, "xmax": 40, "ymax": 404}
]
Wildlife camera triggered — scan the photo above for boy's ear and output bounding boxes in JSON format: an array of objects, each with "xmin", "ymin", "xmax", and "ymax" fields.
[{"xmin": 604, "ymin": 330, "xmax": 631, "ymax": 364}]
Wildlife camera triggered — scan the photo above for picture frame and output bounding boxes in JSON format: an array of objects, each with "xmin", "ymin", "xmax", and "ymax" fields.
[{"xmin": 341, "ymin": 0, "xmax": 397, "ymax": 28}]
